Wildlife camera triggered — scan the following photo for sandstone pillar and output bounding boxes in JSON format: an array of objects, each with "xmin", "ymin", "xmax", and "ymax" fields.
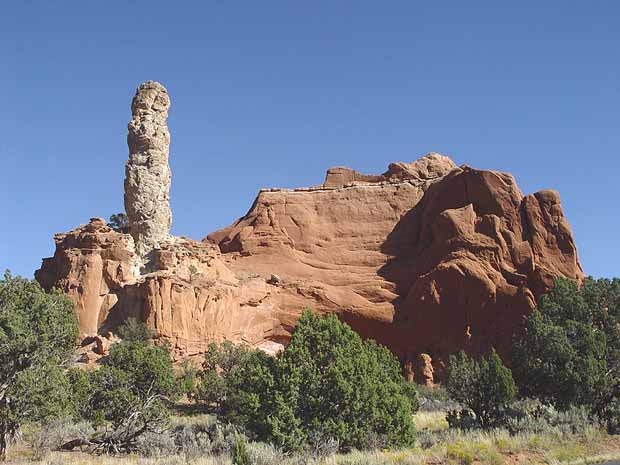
[{"xmin": 124, "ymin": 81, "xmax": 172, "ymax": 259}]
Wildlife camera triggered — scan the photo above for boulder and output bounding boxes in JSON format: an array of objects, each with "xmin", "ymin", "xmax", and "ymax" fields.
[
  {"xmin": 93, "ymin": 335, "xmax": 110, "ymax": 356},
  {"xmin": 413, "ymin": 353, "xmax": 435, "ymax": 386}
]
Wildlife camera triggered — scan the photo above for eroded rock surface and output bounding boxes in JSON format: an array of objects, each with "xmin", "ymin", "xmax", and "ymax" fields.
[
  {"xmin": 35, "ymin": 218, "xmax": 138, "ymax": 335},
  {"xmin": 35, "ymin": 80, "xmax": 584, "ymax": 373},
  {"xmin": 207, "ymin": 158, "xmax": 583, "ymax": 369},
  {"xmin": 37, "ymin": 153, "xmax": 583, "ymax": 373},
  {"xmin": 36, "ymin": 218, "xmax": 294, "ymax": 357},
  {"xmin": 378, "ymin": 167, "xmax": 583, "ymax": 366},
  {"xmin": 322, "ymin": 152, "xmax": 454, "ymax": 187},
  {"xmin": 124, "ymin": 81, "xmax": 172, "ymax": 260}
]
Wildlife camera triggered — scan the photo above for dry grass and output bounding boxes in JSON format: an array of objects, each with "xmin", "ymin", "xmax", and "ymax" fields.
[
  {"xmin": 413, "ymin": 411, "xmax": 449, "ymax": 432},
  {"xmin": 5, "ymin": 411, "xmax": 620, "ymax": 465},
  {"xmin": 5, "ymin": 453, "xmax": 232, "ymax": 465}
]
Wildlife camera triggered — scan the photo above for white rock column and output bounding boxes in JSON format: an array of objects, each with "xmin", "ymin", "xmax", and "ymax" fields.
[{"xmin": 124, "ymin": 81, "xmax": 172, "ymax": 260}]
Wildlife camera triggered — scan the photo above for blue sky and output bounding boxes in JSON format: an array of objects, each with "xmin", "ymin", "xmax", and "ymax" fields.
[{"xmin": 1, "ymin": 1, "xmax": 619, "ymax": 278}]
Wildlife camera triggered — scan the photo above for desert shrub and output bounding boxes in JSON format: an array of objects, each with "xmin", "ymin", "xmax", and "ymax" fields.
[
  {"xmin": 417, "ymin": 385, "xmax": 459, "ymax": 412},
  {"xmin": 504, "ymin": 399, "xmax": 596, "ymax": 436},
  {"xmin": 446, "ymin": 349, "xmax": 516, "ymax": 429},
  {"xmin": 172, "ymin": 423, "xmax": 213, "ymax": 459},
  {"xmin": 189, "ymin": 264, "xmax": 201, "ymax": 281},
  {"xmin": 211, "ymin": 311, "xmax": 417, "ymax": 452},
  {"xmin": 305, "ymin": 430, "xmax": 340, "ymax": 460},
  {"xmin": 177, "ymin": 359, "xmax": 199, "ymax": 400},
  {"xmin": 512, "ymin": 277, "xmax": 620, "ymax": 432},
  {"xmin": 244, "ymin": 440, "xmax": 285, "ymax": 465},
  {"xmin": 0, "ymin": 271, "xmax": 78, "ymax": 459},
  {"xmin": 413, "ymin": 411, "xmax": 449, "ymax": 433},
  {"xmin": 416, "ymin": 428, "xmax": 447, "ymax": 450},
  {"xmin": 116, "ymin": 317, "xmax": 154, "ymax": 342},
  {"xmin": 200, "ymin": 422, "xmax": 241, "ymax": 456},
  {"xmin": 544, "ymin": 442, "xmax": 588, "ymax": 463},
  {"xmin": 196, "ymin": 341, "xmax": 253, "ymax": 411},
  {"xmin": 61, "ymin": 338, "xmax": 177, "ymax": 454},
  {"xmin": 445, "ymin": 438, "xmax": 505, "ymax": 465},
  {"xmin": 28, "ymin": 419, "xmax": 93, "ymax": 459},
  {"xmin": 446, "ymin": 441, "xmax": 475, "ymax": 465},
  {"xmin": 136, "ymin": 430, "xmax": 178, "ymax": 457},
  {"xmin": 501, "ymin": 398, "xmax": 554, "ymax": 434},
  {"xmin": 104, "ymin": 339, "xmax": 177, "ymax": 399},
  {"xmin": 232, "ymin": 434, "xmax": 251, "ymax": 465},
  {"xmin": 168, "ymin": 417, "xmax": 240, "ymax": 459},
  {"xmin": 108, "ymin": 212, "xmax": 130, "ymax": 233}
]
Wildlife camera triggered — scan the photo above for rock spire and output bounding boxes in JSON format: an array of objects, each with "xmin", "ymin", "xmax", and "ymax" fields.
[{"xmin": 124, "ymin": 81, "xmax": 172, "ymax": 259}]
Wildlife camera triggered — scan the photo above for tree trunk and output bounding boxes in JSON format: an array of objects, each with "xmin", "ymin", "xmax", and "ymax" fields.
[
  {"xmin": 0, "ymin": 431, "xmax": 7, "ymax": 462},
  {"xmin": 60, "ymin": 438, "xmax": 90, "ymax": 451}
]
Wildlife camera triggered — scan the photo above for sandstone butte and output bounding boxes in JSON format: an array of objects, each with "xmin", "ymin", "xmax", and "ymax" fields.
[{"xmin": 35, "ymin": 82, "xmax": 584, "ymax": 383}]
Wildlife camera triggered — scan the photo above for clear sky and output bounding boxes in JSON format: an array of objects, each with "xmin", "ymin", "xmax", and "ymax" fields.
[{"xmin": 1, "ymin": 1, "xmax": 619, "ymax": 279}]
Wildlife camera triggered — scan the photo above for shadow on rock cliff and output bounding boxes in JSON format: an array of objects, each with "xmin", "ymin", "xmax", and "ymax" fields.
[{"xmin": 377, "ymin": 165, "xmax": 583, "ymax": 369}]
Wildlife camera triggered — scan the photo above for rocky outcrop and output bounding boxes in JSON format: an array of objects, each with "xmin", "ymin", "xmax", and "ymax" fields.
[
  {"xmin": 378, "ymin": 167, "xmax": 583, "ymax": 366},
  {"xmin": 36, "ymin": 217, "xmax": 295, "ymax": 357},
  {"xmin": 322, "ymin": 152, "xmax": 454, "ymax": 188},
  {"xmin": 75, "ymin": 332, "xmax": 120, "ymax": 364},
  {"xmin": 35, "ymin": 218, "xmax": 138, "ymax": 335},
  {"xmin": 207, "ymin": 159, "xmax": 583, "ymax": 370},
  {"xmin": 35, "ymin": 83, "xmax": 584, "ymax": 374},
  {"xmin": 102, "ymin": 237, "xmax": 295, "ymax": 357},
  {"xmin": 37, "ymin": 155, "xmax": 583, "ymax": 371},
  {"xmin": 405, "ymin": 353, "xmax": 434, "ymax": 386},
  {"xmin": 124, "ymin": 81, "xmax": 172, "ymax": 260}
]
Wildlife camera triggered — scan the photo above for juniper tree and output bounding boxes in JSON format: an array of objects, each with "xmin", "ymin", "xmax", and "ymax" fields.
[{"xmin": 0, "ymin": 272, "xmax": 78, "ymax": 460}]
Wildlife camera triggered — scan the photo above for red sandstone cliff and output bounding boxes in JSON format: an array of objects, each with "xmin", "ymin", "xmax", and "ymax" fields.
[{"xmin": 36, "ymin": 153, "xmax": 583, "ymax": 380}]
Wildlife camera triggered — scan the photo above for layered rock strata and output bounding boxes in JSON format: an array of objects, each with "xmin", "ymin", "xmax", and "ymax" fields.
[{"xmin": 124, "ymin": 81, "xmax": 172, "ymax": 260}]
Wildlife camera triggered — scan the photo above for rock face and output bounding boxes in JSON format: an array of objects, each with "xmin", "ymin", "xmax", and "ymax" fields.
[
  {"xmin": 107, "ymin": 237, "xmax": 295, "ymax": 357},
  {"xmin": 322, "ymin": 152, "xmax": 454, "ymax": 187},
  {"xmin": 377, "ymin": 167, "xmax": 583, "ymax": 367},
  {"xmin": 124, "ymin": 81, "xmax": 172, "ymax": 260},
  {"xmin": 37, "ymin": 155, "xmax": 583, "ymax": 374},
  {"xmin": 35, "ymin": 83, "xmax": 584, "ymax": 377},
  {"xmin": 207, "ymin": 154, "xmax": 459, "ymax": 336},
  {"xmin": 36, "ymin": 216, "xmax": 295, "ymax": 355},
  {"xmin": 206, "ymin": 159, "xmax": 583, "ymax": 371},
  {"xmin": 35, "ymin": 218, "xmax": 138, "ymax": 335}
]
